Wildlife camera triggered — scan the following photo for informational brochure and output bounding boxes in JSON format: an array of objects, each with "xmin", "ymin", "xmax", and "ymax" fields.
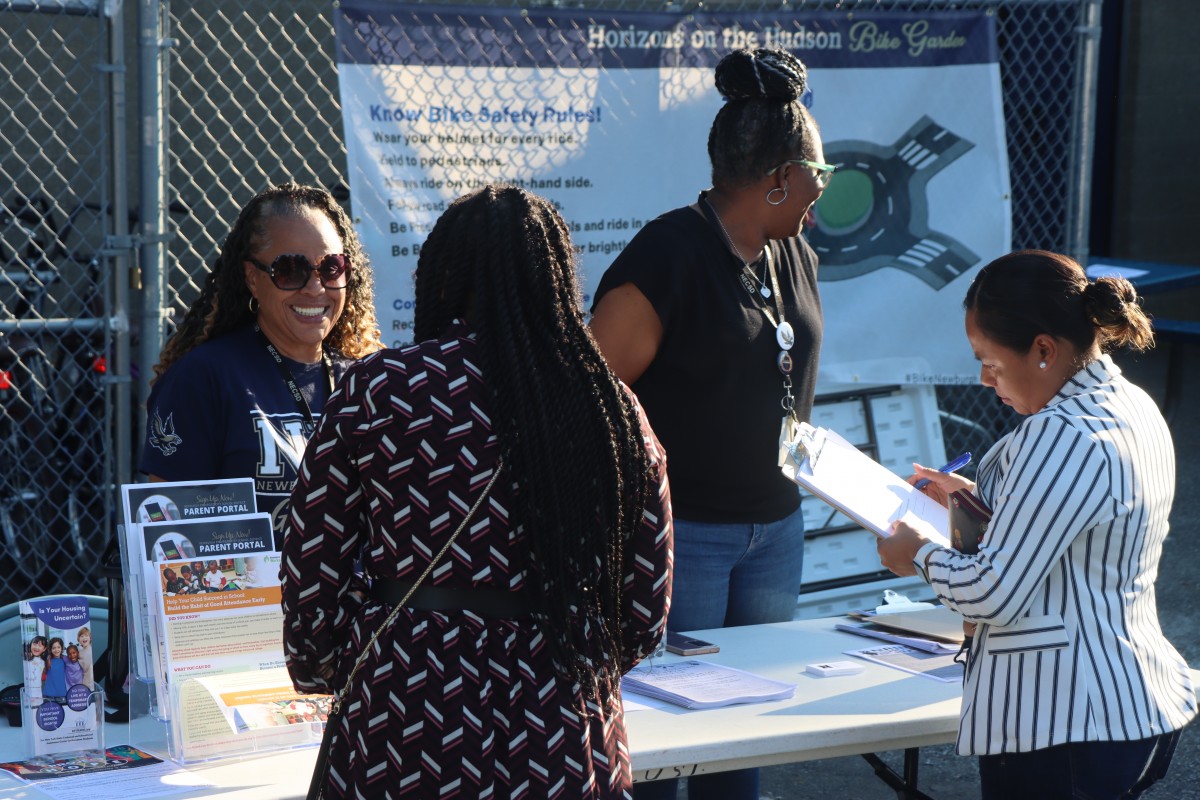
[
  {"xmin": 843, "ymin": 644, "xmax": 964, "ymax": 683},
  {"xmin": 119, "ymin": 479, "xmax": 257, "ymax": 680},
  {"xmin": 171, "ymin": 671, "xmax": 322, "ymax": 762},
  {"xmin": 781, "ymin": 422, "xmax": 952, "ymax": 547},
  {"xmin": 153, "ymin": 547, "xmax": 285, "ymax": 683},
  {"xmin": 622, "ymin": 660, "xmax": 796, "ymax": 709},
  {"xmin": 0, "ymin": 744, "xmax": 161, "ymax": 781},
  {"xmin": 0, "ymin": 744, "xmax": 215, "ymax": 799},
  {"xmin": 18, "ymin": 596, "xmax": 101, "ymax": 755},
  {"xmin": 177, "ymin": 667, "xmax": 331, "ymax": 735},
  {"xmin": 142, "ymin": 526, "xmax": 279, "ymax": 715},
  {"xmin": 152, "ymin": 547, "xmax": 322, "ymax": 761}
]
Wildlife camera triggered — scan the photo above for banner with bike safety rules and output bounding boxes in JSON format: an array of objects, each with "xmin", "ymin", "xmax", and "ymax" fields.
[{"xmin": 334, "ymin": 3, "xmax": 1009, "ymax": 386}]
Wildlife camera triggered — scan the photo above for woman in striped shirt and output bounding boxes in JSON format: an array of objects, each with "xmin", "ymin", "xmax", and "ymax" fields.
[{"xmin": 879, "ymin": 250, "xmax": 1196, "ymax": 799}]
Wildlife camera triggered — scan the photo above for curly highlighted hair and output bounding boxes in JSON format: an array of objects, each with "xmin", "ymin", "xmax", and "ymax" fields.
[{"xmin": 152, "ymin": 183, "xmax": 382, "ymax": 381}]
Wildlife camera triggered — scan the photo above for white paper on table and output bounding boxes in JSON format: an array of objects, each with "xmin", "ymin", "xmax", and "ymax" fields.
[
  {"xmin": 835, "ymin": 620, "xmax": 961, "ymax": 654},
  {"xmin": 844, "ymin": 644, "xmax": 963, "ymax": 683},
  {"xmin": 8, "ymin": 760, "xmax": 215, "ymax": 800},
  {"xmin": 622, "ymin": 660, "xmax": 796, "ymax": 709},
  {"xmin": 781, "ymin": 423, "xmax": 951, "ymax": 547}
]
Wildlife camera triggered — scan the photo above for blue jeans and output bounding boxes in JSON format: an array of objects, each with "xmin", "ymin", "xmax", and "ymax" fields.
[
  {"xmin": 978, "ymin": 730, "xmax": 1182, "ymax": 800},
  {"xmin": 634, "ymin": 506, "xmax": 805, "ymax": 800}
]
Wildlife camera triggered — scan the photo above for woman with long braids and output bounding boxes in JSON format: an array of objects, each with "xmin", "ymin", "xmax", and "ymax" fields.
[
  {"xmin": 590, "ymin": 47, "xmax": 828, "ymax": 800},
  {"xmin": 281, "ymin": 185, "xmax": 672, "ymax": 798},
  {"xmin": 140, "ymin": 183, "xmax": 382, "ymax": 540}
]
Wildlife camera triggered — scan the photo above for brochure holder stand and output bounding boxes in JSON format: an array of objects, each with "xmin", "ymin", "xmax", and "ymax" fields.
[
  {"xmin": 116, "ymin": 521, "xmax": 162, "ymax": 719},
  {"xmin": 117, "ymin": 479, "xmax": 328, "ymax": 765},
  {"xmin": 20, "ymin": 688, "xmax": 104, "ymax": 757},
  {"xmin": 164, "ymin": 678, "xmax": 325, "ymax": 764}
]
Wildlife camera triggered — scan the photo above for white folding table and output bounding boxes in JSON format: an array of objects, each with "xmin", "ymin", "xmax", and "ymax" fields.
[{"xmin": 1, "ymin": 617, "xmax": 1182, "ymax": 799}]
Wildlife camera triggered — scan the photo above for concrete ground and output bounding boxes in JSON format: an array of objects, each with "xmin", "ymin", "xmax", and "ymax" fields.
[{"xmin": 750, "ymin": 337, "xmax": 1200, "ymax": 799}]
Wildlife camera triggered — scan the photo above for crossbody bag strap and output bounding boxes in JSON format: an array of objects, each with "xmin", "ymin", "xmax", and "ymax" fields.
[{"xmin": 331, "ymin": 455, "xmax": 506, "ymax": 713}]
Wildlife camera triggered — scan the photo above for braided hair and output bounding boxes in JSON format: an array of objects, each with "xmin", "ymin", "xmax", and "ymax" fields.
[
  {"xmin": 414, "ymin": 184, "xmax": 651, "ymax": 705},
  {"xmin": 151, "ymin": 183, "xmax": 383, "ymax": 381},
  {"xmin": 965, "ymin": 250, "xmax": 1155, "ymax": 356},
  {"xmin": 709, "ymin": 48, "xmax": 818, "ymax": 190}
]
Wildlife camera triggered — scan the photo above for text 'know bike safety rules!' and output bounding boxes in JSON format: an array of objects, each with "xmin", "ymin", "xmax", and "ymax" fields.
[{"xmin": 334, "ymin": 3, "xmax": 1009, "ymax": 385}]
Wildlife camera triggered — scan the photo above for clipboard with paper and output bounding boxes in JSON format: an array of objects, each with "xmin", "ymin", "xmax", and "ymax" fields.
[{"xmin": 780, "ymin": 421, "xmax": 952, "ymax": 547}]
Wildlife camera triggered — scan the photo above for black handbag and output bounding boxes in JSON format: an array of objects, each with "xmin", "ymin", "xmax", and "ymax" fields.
[
  {"xmin": 948, "ymin": 488, "xmax": 992, "ymax": 555},
  {"xmin": 306, "ymin": 458, "xmax": 505, "ymax": 800}
]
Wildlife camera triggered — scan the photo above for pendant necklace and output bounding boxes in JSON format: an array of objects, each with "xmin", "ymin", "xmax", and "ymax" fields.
[{"xmin": 701, "ymin": 196, "xmax": 798, "ymax": 417}]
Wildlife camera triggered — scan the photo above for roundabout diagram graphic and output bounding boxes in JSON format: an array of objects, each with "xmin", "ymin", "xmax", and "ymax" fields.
[{"xmin": 808, "ymin": 115, "xmax": 979, "ymax": 290}]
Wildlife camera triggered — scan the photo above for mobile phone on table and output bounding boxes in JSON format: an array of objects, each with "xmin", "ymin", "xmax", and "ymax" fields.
[{"xmin": 665, "ymin": 631, "xmax": 720, "ymax": 656}]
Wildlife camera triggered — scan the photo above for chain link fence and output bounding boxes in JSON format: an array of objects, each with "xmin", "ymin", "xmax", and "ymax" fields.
[
  {"xmin": 0, "ymin": 0, "xmax": 1094, "ymax": 601},
  {"xmin": 0, "ymin": 0, "xmax": 123, "ymax": 600},
  {"xmin": 162, "ymin": 0, "xmax": 1084, "ymax": 480}
]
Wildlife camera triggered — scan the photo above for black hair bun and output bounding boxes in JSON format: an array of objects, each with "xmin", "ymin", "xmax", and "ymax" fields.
[{"xmin": 714, "ymin": 48, "xmax": 808, "ymax": 103}]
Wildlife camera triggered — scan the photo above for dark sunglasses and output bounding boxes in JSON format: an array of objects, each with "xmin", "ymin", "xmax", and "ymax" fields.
[{"xmin": 248, "ymin": 253, "xmax": 351, "ymax": 290}]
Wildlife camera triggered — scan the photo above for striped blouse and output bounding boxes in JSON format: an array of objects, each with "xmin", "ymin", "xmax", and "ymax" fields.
[{"xmin": 914, "ymin": 355, "xmax": 1196, "ymax": 755}]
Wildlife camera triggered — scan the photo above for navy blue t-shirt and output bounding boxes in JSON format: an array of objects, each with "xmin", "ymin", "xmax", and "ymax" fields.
[{"xmin": 139, "ymin": 325, "xmax": 350, "ymax": 546}]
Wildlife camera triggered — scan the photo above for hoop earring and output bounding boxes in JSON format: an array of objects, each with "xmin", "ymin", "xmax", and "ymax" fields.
[
  {"xmin": 248, "ymin": 296, "xmax": 259, "ymax": 315},
  {"xmin": 766, "ymin": 186, "xmax": 788, "ymax": 206}
]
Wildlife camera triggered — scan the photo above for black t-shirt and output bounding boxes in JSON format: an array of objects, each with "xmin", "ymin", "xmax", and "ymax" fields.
[
  {"xmin": 593, "ymin": 197, "xmax": 822, "ymax": 523},
  {"xmin": 139, "ymin": 325, "xmax": 350, "ymax": 545}
]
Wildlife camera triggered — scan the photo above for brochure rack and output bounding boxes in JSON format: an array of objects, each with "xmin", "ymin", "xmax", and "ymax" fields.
[
  {"xmin": 116, "ymin": 521, "xmax": 162, "ymax": 718},
  {"xmin": 165, "ymin": 676, "xmax": 325, "ymax": 764},
  {"xmin": 117, "ymin": 479, "xmax": 328, "ymax": 765},
  {"xmin": 20, "ymin": 688, "xmax": 104, "ymax": 756}
]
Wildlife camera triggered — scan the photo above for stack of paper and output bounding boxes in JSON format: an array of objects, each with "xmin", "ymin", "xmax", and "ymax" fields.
[
  {"xmin": 835, "ymin": 620, "xmax": 960, "ymax": 654},
  {"xmin": 869, "ymin": 607, "xmax": 965, "ymax": 643},
  {"xmin": 622, "ymin": 660, "xmax": 796, "ymax": 709}
]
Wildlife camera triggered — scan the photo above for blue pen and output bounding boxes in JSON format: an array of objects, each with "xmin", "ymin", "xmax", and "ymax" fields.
[{"xmin": 915, "ymin": 452, "xmax": 972, "ymax": 489}]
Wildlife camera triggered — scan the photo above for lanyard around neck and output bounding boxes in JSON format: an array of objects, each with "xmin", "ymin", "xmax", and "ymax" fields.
[
  {"xmin": 699, "ymin": 196, "xmax": 786, "ymax": 325},
  {"xmin": 254, "ymin": 325, "xmax": 334, "ymax": 434},
  {"xmin": 698, "ymin": 195, "xmax": 799, "ymax": 415}
]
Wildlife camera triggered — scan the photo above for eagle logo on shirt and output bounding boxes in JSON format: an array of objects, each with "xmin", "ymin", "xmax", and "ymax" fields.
[{"xmin": 149, "ymin": 408, "xmax": 183, "ymax": 456}]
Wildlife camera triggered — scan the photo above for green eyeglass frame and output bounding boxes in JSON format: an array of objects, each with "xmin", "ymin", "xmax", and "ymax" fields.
[{"xmin": 766, "ymin": 159, "xmax": 838, "ymax": 188}]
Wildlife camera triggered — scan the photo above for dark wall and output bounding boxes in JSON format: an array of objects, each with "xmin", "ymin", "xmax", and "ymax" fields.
[{"xmin": 1098, "ymin": 0, "xmax": 1200, "ymax": 263}]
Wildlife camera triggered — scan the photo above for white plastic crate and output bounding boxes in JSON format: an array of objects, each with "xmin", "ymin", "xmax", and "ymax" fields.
[
  {"xmin": 797, "ymin": 384, "xmax": 947, "ymax": 599},
  {"xmin": 801, "ymin": 529, "xmax": 882, "ymax": 585}
]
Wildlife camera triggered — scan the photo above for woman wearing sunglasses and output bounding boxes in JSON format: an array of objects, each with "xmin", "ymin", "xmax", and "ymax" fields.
[
  {"xmin": 140, "ymin": 183, "xmax": 382, "ymax": 538},
  {"xmin": 590, "ymin": 47, "xmax": 829, "ymax": 800}
]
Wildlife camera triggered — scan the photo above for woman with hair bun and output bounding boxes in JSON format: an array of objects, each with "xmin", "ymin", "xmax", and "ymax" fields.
[
  {"xmin": 878, "ymin": 250, "xmax": 1196, "ymax": 799},
  {"xmin": 591, "ymin": 47, "xmax": 829, "ymax": 800}
]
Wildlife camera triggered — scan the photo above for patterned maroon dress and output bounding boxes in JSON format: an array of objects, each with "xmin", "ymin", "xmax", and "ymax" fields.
[{"xmin": 281, "ymin": 322, "xmax": 673, "ymax": 799}]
